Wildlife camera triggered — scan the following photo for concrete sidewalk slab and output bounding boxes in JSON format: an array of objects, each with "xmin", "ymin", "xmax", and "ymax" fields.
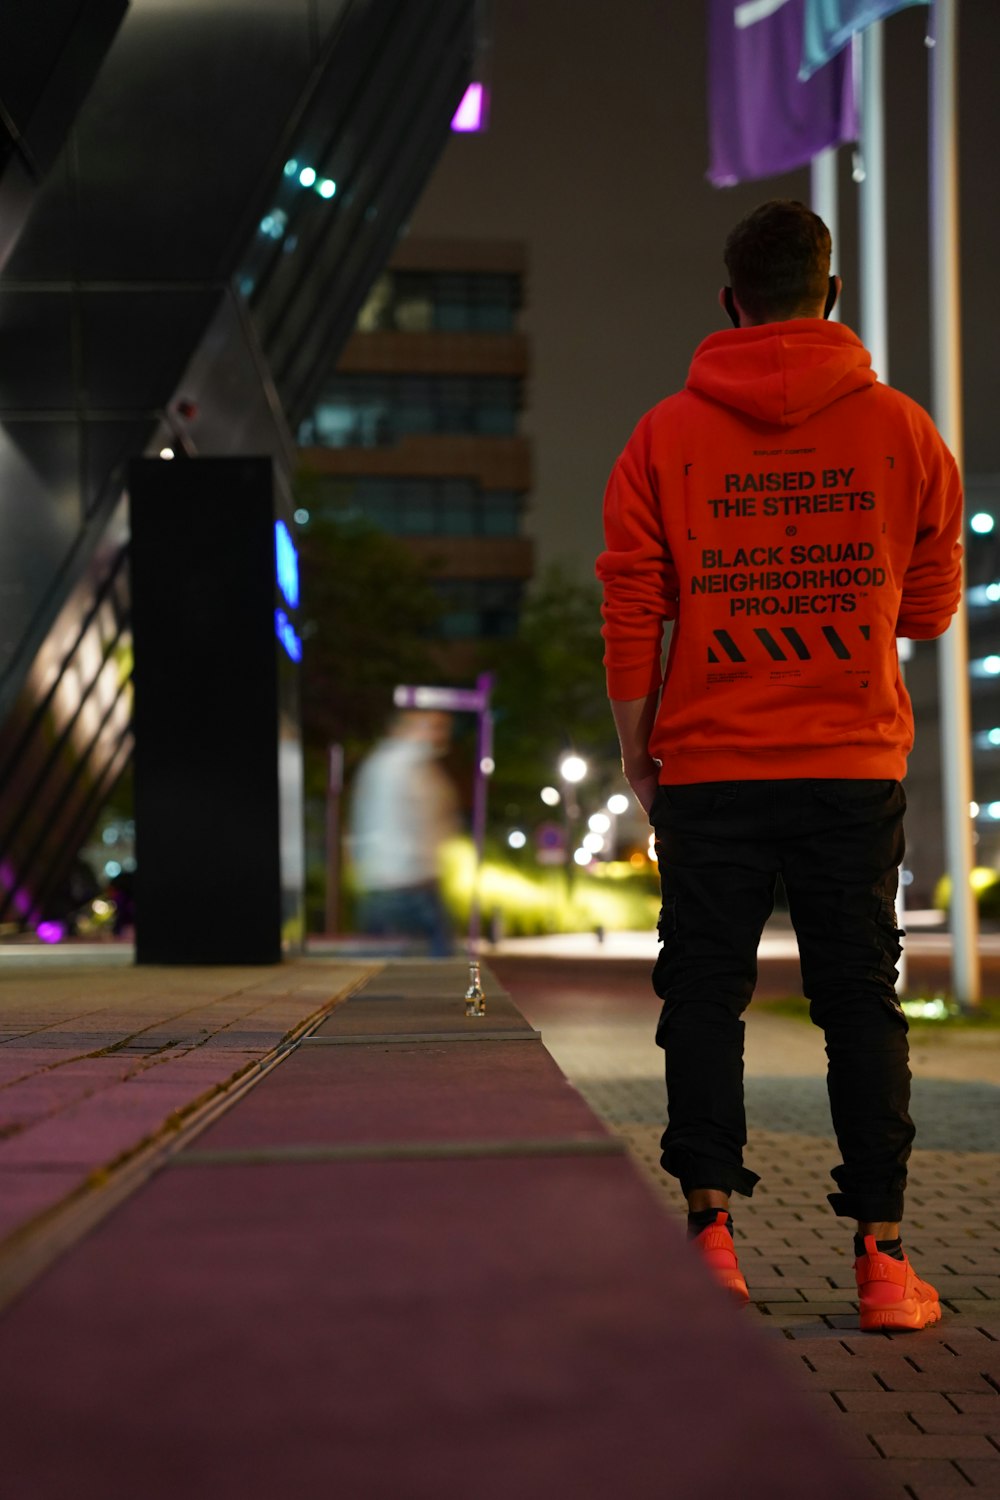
[
  {"xmin": 0, "ymin": 960, "xmax": 881, "ymax": 1500},
  {"xmin": 312, "ymin": 956, "xmax": 532, "ymax": 1037},
  {"xmin": 0, "ymin": 1151, "xmax": 877, "ymax": 1500},
  {"xmin": 186, "ymin": 1038, "xmax": 610, "ymax": 1153}
]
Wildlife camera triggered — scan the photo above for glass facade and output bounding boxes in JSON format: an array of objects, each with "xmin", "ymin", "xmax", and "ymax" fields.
[
  {"xmin": 432, "ymin": 579, "xmax": 525, "ymax": 640},
  {"xmin": 303, "ymin": 373, "xmax": 521, "ymax": 447},
  {"xmin": 311, "ymin": 476, "xmax": 520, "ymax": 537},
  {"xmin": 298, "ymin": 247, "xmax": 531, "ymax": 648},
  {"xmin": 355, "ymin": 269, "xmax": 521, "ymax": 334}
]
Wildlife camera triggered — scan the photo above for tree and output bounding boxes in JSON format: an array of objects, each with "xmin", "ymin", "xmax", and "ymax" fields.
[
  {"xmin": 484, "ymin": 565, "xmax": 621, "ymax": 816},
  {"xmin": 297, "ymin": 512, "xmax": 442, "ymax": 791}
]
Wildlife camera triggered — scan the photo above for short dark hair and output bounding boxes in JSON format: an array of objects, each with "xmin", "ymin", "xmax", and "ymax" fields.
[{"xmin": 724, "ymin": 200, "xmax": 831, "ymax": 323}]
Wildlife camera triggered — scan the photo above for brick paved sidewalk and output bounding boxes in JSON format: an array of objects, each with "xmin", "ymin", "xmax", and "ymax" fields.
[
  {"xmin": 0, "ymin": 956, "xmax": 376, "ymax": 1265},
  {"xmin": 520, "ymin": 991, "xmax": 1000, "ymax": 1500}
]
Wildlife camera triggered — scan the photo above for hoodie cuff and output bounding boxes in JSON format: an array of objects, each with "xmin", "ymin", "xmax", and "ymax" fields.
[{"xmin": 605, "ymin": 661, "xmax": 664, "ymax": 701}]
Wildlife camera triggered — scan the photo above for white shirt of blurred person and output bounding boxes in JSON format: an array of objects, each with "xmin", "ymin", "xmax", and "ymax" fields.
[{"xmin": 350, "ymin": 710, "xmax": 459, "ymax": 957}]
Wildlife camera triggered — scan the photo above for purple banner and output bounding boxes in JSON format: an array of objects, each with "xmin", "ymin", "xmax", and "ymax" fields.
[{"xmin": 707, "ymin": 0, "xmax": 858, "ymax": 186}]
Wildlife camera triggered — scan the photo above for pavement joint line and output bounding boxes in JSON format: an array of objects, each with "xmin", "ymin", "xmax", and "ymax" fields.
[
  {"xmin": 0, "ymin": 962, "xmax": 382, "ymax": 1316},
  {"xmin": 173, "ymin": 1136, "xmax": 627, "ymax": 1166},
  {"xmin": 300, "ymin": 1028, "xmax": 542, "ymax": 1045}
]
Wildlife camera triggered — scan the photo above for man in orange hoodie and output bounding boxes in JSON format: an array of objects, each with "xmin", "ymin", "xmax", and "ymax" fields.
[{"xmin": 597, "ymin": 200, "xmax": 962, "ymax": 1331}]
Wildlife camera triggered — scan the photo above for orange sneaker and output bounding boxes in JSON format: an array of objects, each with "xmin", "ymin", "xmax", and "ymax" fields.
[
  {"xmin": 855, "ymin": 1236, "xmax": 941, "ymax": 1332},
  {"xmin": 695, "ymin": 1210, "xmax": 749, "ymax": 1304}
]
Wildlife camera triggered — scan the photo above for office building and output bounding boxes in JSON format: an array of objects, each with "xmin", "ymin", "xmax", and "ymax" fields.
[{"xmin": 297, "ymin": 238, "xmax": 534, "ymax": 672}]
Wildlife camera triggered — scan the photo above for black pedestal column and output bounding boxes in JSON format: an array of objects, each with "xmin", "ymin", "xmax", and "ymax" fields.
[{"xmin": 129, "ymin": 456, "xmax": 304, "ymax": 964}]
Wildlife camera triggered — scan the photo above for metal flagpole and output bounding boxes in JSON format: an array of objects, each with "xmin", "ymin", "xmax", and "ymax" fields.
[
  {"xmin": 810, "ymin": 149, "xmax": 840, "ymax": 320},
  {"xmin": 929, "ymin": 0, "xmax": 980, "ymax": 1003},
  {"xmin": 859, "ymin": 24, "xmax": 888, "ymax": 381},
  {"xmin": 857, "ymin": 22, "xmax": 909, "ymax": 989}
]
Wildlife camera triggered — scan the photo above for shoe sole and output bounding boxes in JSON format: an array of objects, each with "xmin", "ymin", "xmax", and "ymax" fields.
[
  {"xmin": 859, "ymin": 1297, "xmax": 941, "ymax": 1332},
  {"xmin": 718, "ymin": 1270, "xmax": 750, "ymax": 1305}
]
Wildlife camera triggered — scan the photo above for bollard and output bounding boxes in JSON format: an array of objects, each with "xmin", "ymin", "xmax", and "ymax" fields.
[{"xmin": 464, "ymin": 960, "xmax": 486, "ymax": 1018}]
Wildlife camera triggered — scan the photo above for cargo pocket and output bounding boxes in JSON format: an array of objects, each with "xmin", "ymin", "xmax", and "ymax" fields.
[
  {"xmin": 656, "ymin": 894, "xmax": 677, "ymax": 944},
  {"xmin": 652, "ymin": 894, "xmax": 677, "ymax": 1006},
  {"xmin": 874, "ymin": 892, "xmax": 908, "ymax": 1022}
]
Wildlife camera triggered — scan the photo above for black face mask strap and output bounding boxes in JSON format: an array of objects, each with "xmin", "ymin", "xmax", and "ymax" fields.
[
  {"xmin": 723, "ymin": 287, "xmax": 739, "ymax": 328},
  {"xmin": 823, "ymin": 276, "xmax": 838, "ymax": 318}
]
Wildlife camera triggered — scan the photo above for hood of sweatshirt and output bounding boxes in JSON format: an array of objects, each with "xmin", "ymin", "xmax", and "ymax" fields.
[{"xmin": 685, "ymin": 319, "xmax": 876, "ymax": 429}]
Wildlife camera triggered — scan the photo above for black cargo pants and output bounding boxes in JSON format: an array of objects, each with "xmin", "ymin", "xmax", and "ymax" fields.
[{"xmin": 650, "ymin": 778, "xmax": 912, "ymax": 1223}]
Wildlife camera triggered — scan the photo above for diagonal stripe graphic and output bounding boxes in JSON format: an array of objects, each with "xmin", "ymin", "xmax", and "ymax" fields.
[
  {"xmin": 822, "ymin": 626, "xmax": 851, "ymax": 660},
  {"xmin": 860, "ymin": 625, "xmax": 871, "ymax": 640},
  {"xmin": 780, "ymin": 628, "xmax": 811, "ymax": 660},
  {"xmin": 707, "ymin": 646, "xmax": 719, "ymax": 663},
  {"xmin": 714, "ymin": 630, "xmax": 746, "ymax": 663},
  {"xmin": 755, "ymin": 629, "xmax": 787, "ymax": 661}
]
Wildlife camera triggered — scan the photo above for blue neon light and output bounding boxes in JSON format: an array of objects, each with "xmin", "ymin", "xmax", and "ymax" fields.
[
  {"xmin": 275, "ymin": 608, "xmax": 302, "ymax": 663},
  {"xmin": 274, "ymin": 520, "xmax": 300, "ymax": 609}
]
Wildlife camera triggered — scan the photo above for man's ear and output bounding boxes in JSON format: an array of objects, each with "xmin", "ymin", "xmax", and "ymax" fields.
[
  {"xmin": 720, "ymin": 287, "xmax": 740, "ymax": 328},
  {"xmin": 823, "ymin": 275, "xmax": 842, "ymax": 319}
]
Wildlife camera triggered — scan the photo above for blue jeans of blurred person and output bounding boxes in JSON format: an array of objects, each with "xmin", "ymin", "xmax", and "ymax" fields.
[
  {"xmin": 650, "ymin": 778, "xmax": 911, "ymax": 1224},
  {"xmin": 359, "ymin": 882, "xmax": 453, "ymax": 958}
]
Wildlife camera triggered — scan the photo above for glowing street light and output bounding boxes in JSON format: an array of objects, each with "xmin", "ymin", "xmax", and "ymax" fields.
[
  {"xmin": 606, "ymin": 793, "xmax": 629, "ymax": 816},
  {"xmin": 559, "ymin": 753, "xmax": 587, "ymax": 784},
  {"xmin": 588, "ymin": 812, "xmax": 611, "ymax": 834},
  {"xmin": 540, "ymin": 786, "xmax": 561, "ymax": 806}
]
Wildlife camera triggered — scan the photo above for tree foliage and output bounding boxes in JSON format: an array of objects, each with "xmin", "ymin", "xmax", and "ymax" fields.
[
  {"xmin": 297, "ymin": 512, "xmax": 441, "ymax": 790},
  {"xmin": 484, "ymin": 565, "xmax": 619, "ymax": 814}
]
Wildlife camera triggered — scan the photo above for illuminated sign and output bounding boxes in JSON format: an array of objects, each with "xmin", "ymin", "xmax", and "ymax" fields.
[
  {"xmin": 275, "ymin": 520, "xmax": 300, "ymax": 609},
  {"xmin": 451, "ymin": 82, "xmax": 487, "ymax": 133},
  {"xmin": 274, "ymin": 521, "xmax": 301, "ymax": 662},
  {"xmin": 275, "ymin": 609, "xmax": 302, "ymax": 663}
]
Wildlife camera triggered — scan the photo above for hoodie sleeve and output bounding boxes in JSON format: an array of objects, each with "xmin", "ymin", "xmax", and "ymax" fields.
[
  {"xmin": 595, "ymin": 414, "xmax": 678, "ymax": 700},
  {"xmin": 896, "ymin": 428, "xmax": 963, "ymax": 641}
]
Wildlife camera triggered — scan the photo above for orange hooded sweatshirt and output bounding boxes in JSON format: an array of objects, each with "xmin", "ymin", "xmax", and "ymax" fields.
[{"xmin": 596, "ymin": 320, "xmax": 963, "ymax": 784}]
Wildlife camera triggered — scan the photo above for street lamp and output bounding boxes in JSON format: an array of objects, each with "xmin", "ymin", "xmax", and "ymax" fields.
[
  {"xmin": 557, "ymin": 752, "xmax": 588, "ymax": 831},
  {"xmin": 559, "ymin": 753, "xmax": 587, "ymax": 784},
  {"xmin": 558, "ymin": 753, "xmax": 588, "ymax": 890},
  {"xmin": 602, "ymin": 792, "xmax": 631, "ymax": 862}
]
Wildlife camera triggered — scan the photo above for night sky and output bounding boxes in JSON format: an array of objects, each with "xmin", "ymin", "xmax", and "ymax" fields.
[{"xmin": 410, "ymin": 0, "xmax": 1000, "ymax": 580}]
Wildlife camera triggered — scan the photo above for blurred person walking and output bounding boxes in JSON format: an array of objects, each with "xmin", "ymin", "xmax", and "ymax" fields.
[
  {"xmin": 349, "ymin": 710, "xmax": 459, "ymax": 957},
  {"xmin": 597, "ymin": 200, "xmax": 962, "ymax": 1330}
]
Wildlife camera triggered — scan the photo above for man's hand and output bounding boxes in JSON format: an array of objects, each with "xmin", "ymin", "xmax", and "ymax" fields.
[
  {"xmin": 623, "ymin": 762, "xmax": 660, "ymax": 816},
  {"xmin": 611, "ymin": 693, "xmax": 662, "ymax": 817}
]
